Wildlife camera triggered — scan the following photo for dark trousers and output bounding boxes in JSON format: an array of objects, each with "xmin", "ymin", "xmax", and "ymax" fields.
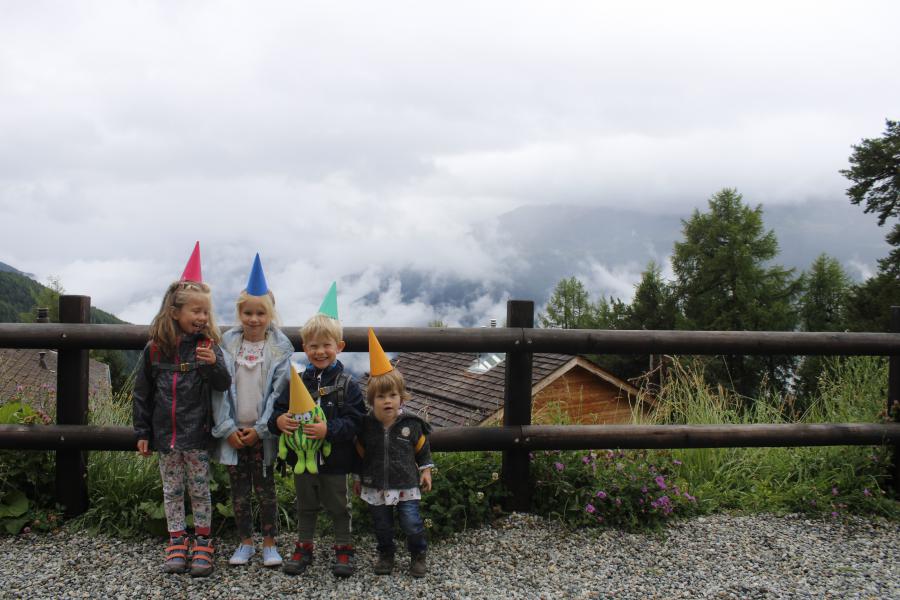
[
  {"xmin": 227, "ymin": 441, "xmax": 277, "ymax": 539},
  {"xmin": 369, "ymin": 500, "xmax": 426, "ymax": 556}
]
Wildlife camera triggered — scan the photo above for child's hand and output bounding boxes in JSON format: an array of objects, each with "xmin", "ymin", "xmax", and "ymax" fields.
[
  {"xmin": 238, "ymin": 428, "xmax": 259, "ymax": 447},
  {"xmin": 227, "ymin": 431, "xmax": 244, "ymax": 449},
  {"xmin": 136, "ymin": 439, "xmax": 151, "ymax": 457},
  {"xmin": 352, "ymin": 479, "xmax": 361, "ymax": 497},
  {"xmin": 419, "ymin": 467, "xmax": 432, "ymax": 492},
  {"xmin": 196, "ymin": 343, "xmax": 216, "ymax": 365},
  {"xmin": 277, "ymin": 413, "xmax": 298, "ymax": 433},
  {"xmin": 302, "ymin": 419, "xmax": 327, "ymax": 440}
]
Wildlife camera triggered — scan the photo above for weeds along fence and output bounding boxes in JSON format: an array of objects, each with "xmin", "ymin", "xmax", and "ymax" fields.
[{"xmin": 1, "ymin": 296, "xmax": 899, "ymax": 517}]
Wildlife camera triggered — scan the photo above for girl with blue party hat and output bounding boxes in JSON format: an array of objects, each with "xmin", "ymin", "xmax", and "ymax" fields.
[{"xmin": 211, "ymin": 254, "xmax": 293, "ymax": 568}]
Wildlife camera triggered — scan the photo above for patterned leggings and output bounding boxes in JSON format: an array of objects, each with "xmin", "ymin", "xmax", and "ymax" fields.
[
  {"xmin": 158, "ymin": 449, "xmax": 212, "ymax": 534},
  {"xmin": 227, "ymin": 441, "xmax": 278, "ymax": 539}
]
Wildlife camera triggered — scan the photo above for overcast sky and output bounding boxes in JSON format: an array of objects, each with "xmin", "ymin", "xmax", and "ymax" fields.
[{"xmin": 1, "ymin": 0, "xmax": 898, "ymax": 330}]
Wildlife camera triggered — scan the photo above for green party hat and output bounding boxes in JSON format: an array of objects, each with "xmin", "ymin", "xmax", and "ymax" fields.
[{"xmin": 318, "ymin": 282, "xmax": 338, "ymax": 319}]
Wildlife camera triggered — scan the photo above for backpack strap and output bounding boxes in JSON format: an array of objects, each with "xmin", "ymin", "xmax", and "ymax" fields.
[
  {"xmin": 314, "ymin": 373, "xmax": 350, "ymax": 410},
  {"xmin": 145, "ymin": 341, "xmax": 203, "ymax": 376}
]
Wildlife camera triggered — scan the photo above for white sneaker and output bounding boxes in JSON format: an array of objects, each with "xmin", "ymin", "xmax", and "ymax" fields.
[
  {"xmin": 228, "ymin": 544, "xmax": 255, "ymax": 565},
  {"xmin": 262, "ymin": 545, "xmax": 283, "ymax": 567}
]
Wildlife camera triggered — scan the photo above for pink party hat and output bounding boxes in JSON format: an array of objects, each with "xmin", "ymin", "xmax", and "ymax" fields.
[{"xmin": 180, "ymin": 241, "xmax": 203, "ymax": 282}]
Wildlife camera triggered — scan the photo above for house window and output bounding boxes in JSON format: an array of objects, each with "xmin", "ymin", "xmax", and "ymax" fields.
[{"xmin": 467, "ymin": 353, "xmax": 505, "ymax": 374}]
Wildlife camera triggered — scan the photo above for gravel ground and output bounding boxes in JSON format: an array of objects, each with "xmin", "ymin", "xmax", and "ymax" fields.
[{"xmin": 1, "ymin": 513, "xmax": 898, "ymax": 599}]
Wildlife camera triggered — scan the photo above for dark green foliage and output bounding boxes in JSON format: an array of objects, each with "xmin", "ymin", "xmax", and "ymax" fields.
[
  {"xmin": 419, "ymin": 452, "xmax": 507, "ymax": 538},
  {"xmin": 0, "ymin": 403, "xmax": 61, "ymax": 534},
  {"xmin": 539, "ymin": 277, "xmax": 596, "ymax": 329},
  {"xmin": 672, "ymin": 188, "xmax": 800, "ymax": 396},
  {"xmin": 531, "ymin": 449, "xmax": 699, "ymax": 529},
  {"xmin": 841, "ymin": 119, "xmax": 900, "ymax": 276},
  {"xmin": 0, "ymin": 272, "xmax": 44, "ymax": 323}
]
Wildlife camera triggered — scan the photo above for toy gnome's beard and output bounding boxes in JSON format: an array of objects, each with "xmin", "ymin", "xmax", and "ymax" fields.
[{"xmin": 277, "ymin": 406, "xmax": 332, "ymax": 474}]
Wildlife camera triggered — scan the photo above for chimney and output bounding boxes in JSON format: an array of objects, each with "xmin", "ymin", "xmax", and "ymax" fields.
[
  {"xmin": 39, "ymin": 351, "xmax": 48, "ymax": 370},
  {"xmin": 36, "ymin": 307, "xmax": 49, "ymax": 323},
  {"xmin": 490, "ymin": 319, "xmax": 497, "ymax": 328}
]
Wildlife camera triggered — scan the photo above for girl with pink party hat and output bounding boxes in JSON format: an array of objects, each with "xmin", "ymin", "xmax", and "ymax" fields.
[{"xmin": 133, "ymin": 242, "xmax": 231, "ymax": 577}]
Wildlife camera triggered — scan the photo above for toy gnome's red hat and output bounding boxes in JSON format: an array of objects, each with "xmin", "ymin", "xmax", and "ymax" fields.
[{"xmin": 180, "ymin": 241, "xmax": 203, "ymax": 283}]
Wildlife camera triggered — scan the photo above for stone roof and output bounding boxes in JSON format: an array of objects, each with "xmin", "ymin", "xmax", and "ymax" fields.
[
  {"xmin": 361, "ymin": 352, "xmax": 633, "ymax": 428},
  {"xmin": 0, "ymin": 348, "xmax": 112, "ymax": 408}
]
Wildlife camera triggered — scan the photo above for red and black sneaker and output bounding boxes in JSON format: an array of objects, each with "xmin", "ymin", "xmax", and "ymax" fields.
[
  {"xmin": 332, "ymin": 544, "xmax": 355, "ymax": 577},
  {"xmin": 282, "ymin": 542, "xmax": 313, "ymax": 576}
]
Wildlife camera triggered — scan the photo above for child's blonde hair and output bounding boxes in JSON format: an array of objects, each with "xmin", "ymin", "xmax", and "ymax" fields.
[
  {"xmin": 148, "ymin": 280, "xmax": 222, "ymax": 358},
  {"xmin": 366, "ymin": 369, "xmax": 411, "ymax": 406},
  {"xmin": 301, "ymin": 313, "xmax": 342, "ymax": 345},
  {"xmin": 235, "ymin": 289, "xmax": 281, "ymax": 327}
]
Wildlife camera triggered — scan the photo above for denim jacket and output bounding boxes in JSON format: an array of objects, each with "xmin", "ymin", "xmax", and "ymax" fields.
[{"xmin": 211, "ymin": 326, "xmax": 294, "ymax": 467}]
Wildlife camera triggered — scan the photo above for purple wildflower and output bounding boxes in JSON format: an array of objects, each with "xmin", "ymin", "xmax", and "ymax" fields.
[
  {"xmin": 655, "ymin": 476, "xmax": 667, "ymax": 490},
  {"xmin": 641, "ymin": 486, "xmax": 648, "ymax": 494},
  {"xmin": 585, "ymin": 503, "xmax": 596, "ymax": 514},
  {"xmin": 863, "ymin": 488, "xmax": 872, "ymax": 497},
  {"xmin": 673, "ymin": 459, "xmax": 682, "ymax": 466},
  {"xmin": 831, "ymin": 486, "xmax": 839, "ymax": 496},
  {"xmin": 554, "ymin": 462, "xmax": 564, "ymax": 472},
  {"xmin": 596, "ymin": 490, "xmax": 607, "ymax": 500}
]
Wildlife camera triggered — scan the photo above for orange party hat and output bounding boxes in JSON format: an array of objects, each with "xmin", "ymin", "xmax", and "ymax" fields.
[
  {"xmin": 368, "ymin": 328, "xmax": 393, "ymax": 377},
  {"xmin": 288, "ymin": 363, "xmax": 316, "ymax": 414}
]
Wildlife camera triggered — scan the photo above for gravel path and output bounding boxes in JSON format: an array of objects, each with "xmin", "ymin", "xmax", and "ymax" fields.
[{"xmin": 1, "ymin": 513, "xmax": 898, "ymax": 599}]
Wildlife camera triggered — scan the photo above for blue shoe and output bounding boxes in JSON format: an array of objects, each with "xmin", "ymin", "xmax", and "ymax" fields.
[
  {"xmin": 262, "ymin": 545, "xmax": 283, "ymax": 567},
  {"xmin": 228, "ymin": 543, "xmax": 255, "ymax": 566}
]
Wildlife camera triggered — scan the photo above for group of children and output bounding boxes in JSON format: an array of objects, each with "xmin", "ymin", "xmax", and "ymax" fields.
[{"xmin": 132, "ymin": 243, "xmax": 433, "ymax": 579}]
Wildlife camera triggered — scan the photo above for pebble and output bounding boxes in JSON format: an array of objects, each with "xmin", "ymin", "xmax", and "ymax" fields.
[{"xmin": 0, "ymin": 513, "xmax": 898, "ymax": 599}]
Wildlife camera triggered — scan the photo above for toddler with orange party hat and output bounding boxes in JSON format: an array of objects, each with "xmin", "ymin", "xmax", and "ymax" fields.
[
  {"xmin": 353, "ymin": 329, "xmax": 433, "ymax": 578},
  {"xmin": 133, "ymin": 242, "xmax": 231, "ymax": 577}
]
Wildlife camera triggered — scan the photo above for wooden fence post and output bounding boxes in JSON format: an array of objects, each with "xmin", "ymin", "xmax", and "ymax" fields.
[
  {"xmin": 57, "ymin": 295, "xmax": 90, "ymax": 517},
  {"xmin": 502, "ymin": 300, "xmax": 534, "ymax": 511},
  {"xmin": 889, "ymin": 306, "xmax": 900, "ymax": 494}
]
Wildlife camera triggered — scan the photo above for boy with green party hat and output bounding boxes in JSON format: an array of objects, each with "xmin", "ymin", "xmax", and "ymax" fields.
[{"xmin": 268, "ymin": 282, "xmax": 366, "ymax": 577}]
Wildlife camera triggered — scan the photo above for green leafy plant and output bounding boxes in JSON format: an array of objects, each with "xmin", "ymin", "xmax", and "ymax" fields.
[{"xmin": 419, "ymin": 452, "xmax": 507, "ymax": 538}]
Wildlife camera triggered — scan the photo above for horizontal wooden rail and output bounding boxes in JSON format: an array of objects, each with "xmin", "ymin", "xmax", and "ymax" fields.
[
  {"xmin": 3, "ymin": 423, "xmax": 898, "ymax": 452},
  {"xmin": 2, "ymin": 323, "xmax": 900, "ymax": 355}
]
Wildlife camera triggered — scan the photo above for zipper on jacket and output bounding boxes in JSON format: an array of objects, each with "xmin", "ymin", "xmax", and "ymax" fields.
[
  {"xmin": 383, "ymin": 425, "xmax": 390, "ymax": 487},
  {"xmin": 170, "ymin": 372, "xmax": 178, "ymax": 449}
]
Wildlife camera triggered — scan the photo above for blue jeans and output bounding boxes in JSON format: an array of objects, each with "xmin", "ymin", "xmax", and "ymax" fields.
[{"xmin": 369, "ymin": 500, "xmax": 427, "ymax": 556}]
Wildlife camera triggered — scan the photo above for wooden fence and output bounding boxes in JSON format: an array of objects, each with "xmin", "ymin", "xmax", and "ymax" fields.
[{"xmin": 0, "ymin": 296, "xmax": 899, "ymax": 516}]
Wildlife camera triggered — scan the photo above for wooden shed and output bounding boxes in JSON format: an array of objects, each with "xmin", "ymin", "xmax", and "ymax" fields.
[{"xmin": 362, "ymin": 351, "xmax": 645, "ymax": 428}]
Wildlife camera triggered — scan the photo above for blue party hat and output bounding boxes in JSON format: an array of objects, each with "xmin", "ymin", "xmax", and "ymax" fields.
[
  {"xmin": 318, "ymin": 282, "xmax": 338, "ymax": 319},
  {"xmin": 245, "ymin": 253, "xmax": 269, "ymax": 296}
]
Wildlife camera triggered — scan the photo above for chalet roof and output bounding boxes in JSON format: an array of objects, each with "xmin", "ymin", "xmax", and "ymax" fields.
[
  {"xmin": 361, "ymin": 352, "xmax": 637, "ymax": 428},
  {"xmin": 0, "ymin": 348, "xmax": 112, "ymax": 407}
]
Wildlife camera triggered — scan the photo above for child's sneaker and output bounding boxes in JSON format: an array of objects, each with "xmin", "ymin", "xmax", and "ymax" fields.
[
  {"xmin": 409, "ymin": 550, "xmax": 427, "ymax": 578},
  {"xmin": 228, "ymin": 543, "xmax": 255, "ymax": 566},
  {"xmin": 332, "ymin": 544, "xmax": 355, "ymax": 577},
  {"xmin": 373, "ymin": 552, "xmax": 394, "ymax": 575},
  {"xmin": 189, "ymin": 535, "xmax": 215, "ymax": 578},
  {"xmin": 262, "ymin": 545, "xmax": 283, "ymax": 567},
  {"xmin": 282, "ymin": 542, "xmax": 313, "ymax": 575},
  {"xmin": 162, "ymin": 535, "xmax": 190, "ymax": 574}
]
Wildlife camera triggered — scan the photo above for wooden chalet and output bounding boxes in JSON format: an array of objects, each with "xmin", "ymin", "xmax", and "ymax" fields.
[{"xmin": 362, "ymin": 351, "xmax": 644, "ymax": 428}]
